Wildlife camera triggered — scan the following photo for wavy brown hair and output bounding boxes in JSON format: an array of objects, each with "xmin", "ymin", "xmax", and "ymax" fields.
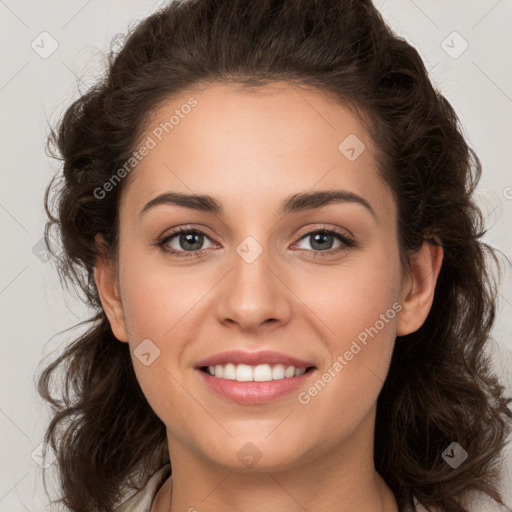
[{"xmin": 37, "ymin": 0, "xmax": 512, "ymax": 511}]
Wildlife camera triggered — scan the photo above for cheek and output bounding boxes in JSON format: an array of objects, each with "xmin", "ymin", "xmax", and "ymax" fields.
[
  {"xmin": 294, "ymin": 239, "xmax": 402, "ymax": 346},
  {"xmin": 292, "ymin": 242, "xmax": 402, "ymax": 422},
  {"xmin": 118, "ymin": 230, "xmax": 402, "ymax": 431},
  {"xmin": 117, "ymin": 252, "xmax": 199, "ymax": 423},
  {"xmin": 119, "ymin": 248, "xmax": 208, "ymax": 342}
]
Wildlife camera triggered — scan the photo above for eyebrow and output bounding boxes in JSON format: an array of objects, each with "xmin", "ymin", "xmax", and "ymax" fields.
[{"xmin": 140, "ymin": 189, "xmax": 376, "ymax": 219}]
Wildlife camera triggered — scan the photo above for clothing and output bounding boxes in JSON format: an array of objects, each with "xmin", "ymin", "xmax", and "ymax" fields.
[
  {"xmin": 115, "ymin": 464, "xmax": 171, "ymax": 512},
  {"xmin": 114, "ymin": 465, "xmax": 427, "ymax": 512},
  {"xmin": 113, "ymin": 464, "xmax": 502, "ymax": 512}
]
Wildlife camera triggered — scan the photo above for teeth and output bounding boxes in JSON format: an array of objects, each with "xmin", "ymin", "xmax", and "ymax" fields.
[
  {"xmin": 223, "ymin": 363, "xmax": 236, "ymax": 380},
  {"xmin": 294, "ymin": 367, "xmax": 306, "ymax": 377},
  {"xmin": 236, "ymin": 364, "xmax": 254, "ymax": 381},
  {"xmin": 272, "ymin": 364, "xmax": 285, "ymax": 380},
  {"xmin": 285, "ymin": 365, "xmax": 295, "ymax": 378},
  {"xmin": 205, "ymin": 363, "xmax": 308, "ymax": 381}
]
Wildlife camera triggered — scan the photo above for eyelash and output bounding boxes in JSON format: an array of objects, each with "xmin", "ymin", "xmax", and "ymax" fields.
[{"xmin": 155, "ymin": 225, "xmax": 356, "ymax": 259}]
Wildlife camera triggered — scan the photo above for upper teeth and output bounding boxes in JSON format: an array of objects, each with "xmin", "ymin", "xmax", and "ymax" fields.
[{"xmin": 208, "ymin": 363, "xmax": 307, "ymax": 381}]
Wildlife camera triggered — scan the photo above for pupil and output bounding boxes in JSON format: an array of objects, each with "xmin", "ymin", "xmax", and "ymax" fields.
[
  {"xmin": 177, "ymin": 231, "xmax": 334, "ymax": 252},
  {"xmin": 311, "ymin": 232, "xmax": 333, "ymax": 251},
  {"xmin": 181, "ymin": 232, "xmax": 203, "ymax": 251}
]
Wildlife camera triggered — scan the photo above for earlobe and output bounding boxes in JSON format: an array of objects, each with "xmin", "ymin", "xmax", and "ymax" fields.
[
  {"xmin": 396, "ymin": 239, "xmax": 444, "ymax": 337},
  {"xmin": 93, "ymin": 234, "xmax": 129, "ymax": 342}
]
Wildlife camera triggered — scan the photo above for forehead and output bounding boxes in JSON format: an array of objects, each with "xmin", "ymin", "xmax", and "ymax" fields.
[{"xmin": 120, "ymin": 81, "xmax": 394, "ymax": 221}]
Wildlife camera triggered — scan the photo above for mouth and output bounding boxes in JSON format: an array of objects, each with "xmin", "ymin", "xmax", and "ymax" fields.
[
  {"xmin": 194, "ymin": 350, "xmax": 318, "ymax": 404},
  {"xmin": 198, "ymin": 363, "xmax": 316, "ymax": 381},
  {"xmin": 196, "ymin": 365, "xmax": 317, "ymax": 404}
]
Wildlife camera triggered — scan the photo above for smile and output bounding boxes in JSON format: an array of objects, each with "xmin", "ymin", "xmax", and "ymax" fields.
[
  {"xmin": 200, "ymin": 363, "xmax": 314, "ymax": 381},
  {"xmin": 196, "ymin": 365, "xmax": 317, "ymax": 404}
]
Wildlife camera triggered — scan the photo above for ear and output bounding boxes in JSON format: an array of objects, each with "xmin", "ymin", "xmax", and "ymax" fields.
[
  {"xmin": 93, "ymin": 234, "xmax": 129, "ymax": 342},
  {"xmin": 396, "ymin": 239, "xmax": 443, "ymax": 336}
]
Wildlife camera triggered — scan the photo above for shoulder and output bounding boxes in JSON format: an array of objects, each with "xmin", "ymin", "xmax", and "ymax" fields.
[
  {"xmin": 115, "ymin": 464, "xmax": 172, "ymax": 512},
  {"xmin": 411, "ymin": 492, "xmax": 509, "ymax": 512}
]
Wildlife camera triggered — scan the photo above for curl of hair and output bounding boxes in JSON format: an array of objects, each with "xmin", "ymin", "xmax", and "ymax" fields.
[{"xmin": 38, "ymin": 0, "xmax": 512, "ymax": 511}]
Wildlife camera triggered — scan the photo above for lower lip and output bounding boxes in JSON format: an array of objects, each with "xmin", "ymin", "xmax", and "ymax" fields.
[{"xmin": 196, "ymin": 368, "xmax": 316, "ymax": 404}]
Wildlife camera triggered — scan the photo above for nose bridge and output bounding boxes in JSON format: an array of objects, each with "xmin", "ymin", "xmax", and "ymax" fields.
[{"xmin": 214, "ymin": 232, "xmax": 291, "ymax": 330}]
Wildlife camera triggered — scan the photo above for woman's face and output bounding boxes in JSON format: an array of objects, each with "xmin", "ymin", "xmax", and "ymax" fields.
[{"xmin": 97, "ymin": 81, "xmax": 427, "ymax": 473}]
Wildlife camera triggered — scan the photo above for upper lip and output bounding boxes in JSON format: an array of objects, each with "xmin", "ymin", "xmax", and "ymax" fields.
[{"xmin": 195, "ymin": 350, "xmax": 316, "ymax": 369}]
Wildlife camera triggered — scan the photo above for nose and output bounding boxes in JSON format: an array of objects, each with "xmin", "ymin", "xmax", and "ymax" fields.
[{"xmin": 214, "ymin": 238, "xmax": 292, "ymax": 333}]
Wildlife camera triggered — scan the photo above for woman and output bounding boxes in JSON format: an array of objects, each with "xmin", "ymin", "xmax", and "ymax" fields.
[{"xmin": 37, "ymin": 0, "xmax": 512, "ymax": 511}]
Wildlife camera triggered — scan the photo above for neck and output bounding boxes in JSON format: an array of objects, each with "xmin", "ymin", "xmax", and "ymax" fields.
[{"xmin": 152, "ymin": 409, "xmax": 398, "ymax": 512}]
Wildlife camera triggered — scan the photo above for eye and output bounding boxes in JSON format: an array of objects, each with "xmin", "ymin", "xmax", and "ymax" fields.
[
  {"xmin": 156, "ymin": 225, "xmax": 356, "ymax": 259},
  {"xmin": 157, "ymin": 227, "xmax": 216, "ymax": 257},
  {"xmin": 292, "ymin": 228, "xmax": 355, "ymax": 257}
]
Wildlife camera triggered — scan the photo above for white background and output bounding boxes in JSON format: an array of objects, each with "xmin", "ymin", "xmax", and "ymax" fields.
[{"xmin": 1, "ymin": 0, "xmax": 511, "ymax": 510}]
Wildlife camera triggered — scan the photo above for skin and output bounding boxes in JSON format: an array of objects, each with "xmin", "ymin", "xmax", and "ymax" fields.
[{"xmin": 94, "ymin": 81, "xmax": 443, "ymax": 512}]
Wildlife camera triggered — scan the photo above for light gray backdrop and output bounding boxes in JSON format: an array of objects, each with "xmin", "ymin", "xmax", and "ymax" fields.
[{"xmin": 1, "ymin": 0, "xmax": 511, "ymax": 510}]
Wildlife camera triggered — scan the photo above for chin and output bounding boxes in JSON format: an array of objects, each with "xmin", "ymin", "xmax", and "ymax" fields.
[{"xmin": 200, "ymin": 436, "xmax": 312, "ymax": 473}]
